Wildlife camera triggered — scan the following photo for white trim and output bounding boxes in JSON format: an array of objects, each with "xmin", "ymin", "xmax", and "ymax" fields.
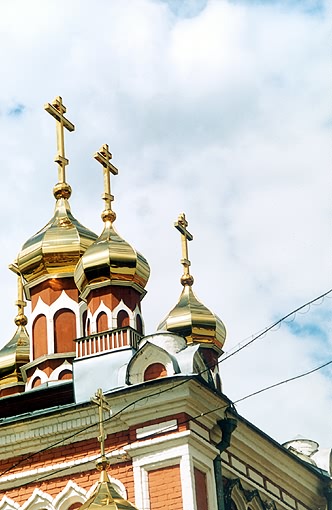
[
  {"xmin": 49, "ymin": 360, "xmax": 72, "ymax": 381},
  {"xmin": 21, "ymin": 488, "xmax": 54, "ymax": 510},
  {"xmin": 0, "ymin": 496, "xmax": 20, "ymax": 510},
  {"xmin": 112, "ymin": 300, "xmax": 134, "ymax": 329},
  {"xmin": 91, "ymin": 300, "xmax": 112, "ymax": 333},
  {"xmin": 26, "ymin": 368, "xmax": 48, "ymax": 391},
  {"xmin": 53, "ymin": 480, "xmax": 87, "ymax": 510}
]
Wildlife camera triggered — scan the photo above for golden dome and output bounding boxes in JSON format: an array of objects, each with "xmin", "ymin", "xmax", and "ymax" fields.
[
  {"xmin": 157, "ymin": 283, "xmax": 226, "ymax": 355},
  {"xmin": 0, "ymin": 325, "xmax": 29, "ymax": 386},
  {"xmin": 79, "ymin": 469, "xmax": 138, "ymax": 510},
  {"xmin": 74, "ymin": 218, "xmax": 150, "ymax": 296},
  {"xmin": 74, "ymin": 144, "xmax": 150, "ymax": 297},
  {"xmin": 157, "ymin": 213, "xmax": 226, "ymax": 355},
  {"xmin": 17, "ymin": 184, "xmax": 97, "ymax": 284},
  {"xmin": 0, "ymin": 269, "xmax": 29, "ymax": 387}
]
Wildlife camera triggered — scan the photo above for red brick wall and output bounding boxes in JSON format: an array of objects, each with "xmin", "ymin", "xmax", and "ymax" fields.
[
  {"xmin": 148, "ymin": 465, "xmax": 183, "ymax": 510},
  {"xmin": 194, "ymin": 467, "xmax": 208, "ymax": 510}
]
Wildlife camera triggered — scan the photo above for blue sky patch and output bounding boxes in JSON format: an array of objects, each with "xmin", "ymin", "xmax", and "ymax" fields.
[{"xmin": 8, "ymin": 103, "xmax": 25, "ymax": 117}]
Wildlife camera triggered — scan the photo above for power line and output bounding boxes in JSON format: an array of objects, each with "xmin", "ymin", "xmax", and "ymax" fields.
[
  {"xmin": 1, "ymin": 355, "xmax": 331, "ymax": 491},
  {"xmin": 220, "ymin": 288, "xmax": 332, "ymax": 364},
  {"xmin": 0, "ymin": 288, "xmax": 330, "ymax": 481}
]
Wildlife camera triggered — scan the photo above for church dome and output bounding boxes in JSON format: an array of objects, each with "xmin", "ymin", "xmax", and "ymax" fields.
[
  {"xmin": 157, "ymin": 213, "xmax": 226, "ymax": 355},
  {"xmin": 16, "ymin": 184, "xmax": 97, "ymax": 284},
  {"xmin": 74, "ymin": 219, "xmax": 150, "ymax": 296},
  {"xmin": 157, "ymin": 283, "xmax": 226, "ymax": 355},
  {"xmin": 74, "ymin": 143, "xmax": 150, "ymax": 297}
]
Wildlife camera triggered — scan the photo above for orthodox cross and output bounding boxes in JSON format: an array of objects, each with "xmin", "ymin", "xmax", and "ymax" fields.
[
  {"xmin": 9, "ymin": 263, "xmax": 27, "ymax": 326},
  {"xmin": 94, "ymin": 144, "xmax": 119, "ymax": 212},
  {"xmin": 174, "ymin": 213, "xmax": 194, "ymax": 284},
  {"xmin": 91, "ymin": 388, "xmax": 111, "ymax": 466},
  {"xmin": 44, "ymin": 96, "xmax": 75, "ymax": 185}
]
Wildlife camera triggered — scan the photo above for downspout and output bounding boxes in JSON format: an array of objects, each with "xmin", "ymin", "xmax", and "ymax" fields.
[
  {"xmin": 214, "ymin": 407, "xmax": 238, "ymax": 510},
  {"xmin": 324, "ymin": 482, "xmax": 332, "ymax": 510}
]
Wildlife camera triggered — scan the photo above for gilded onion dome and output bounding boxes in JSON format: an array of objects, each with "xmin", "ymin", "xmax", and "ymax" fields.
[
  {"xmin": 80, "ymin": 389, "xmax": 139, "ymax": 510},
  {"xmin": 0, "ymin": 268, "xmax": 29, "ymax": 388},
  {"xmin": 17, "ymin": 187, "xmax": 97, "ymax": 284},
  {"xmin": 74, "ymin": 144, "xmax": 150, "ymax": 297},
  {"xmin": 16, "ymin": 97, "xmax": 97, "ymax": 285},
  {"xmin": 157, "ymin": 214, "xmax": 226, "ymax": 355}
]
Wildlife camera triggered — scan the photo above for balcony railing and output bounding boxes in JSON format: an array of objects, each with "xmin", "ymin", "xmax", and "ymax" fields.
[{"xmin": 75, "ymin": 327, "xmax": 143, "ymax": 358}]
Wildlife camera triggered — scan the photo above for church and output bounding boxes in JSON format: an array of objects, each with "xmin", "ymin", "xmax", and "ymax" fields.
[{"xmin": 0, "ymin": 97, "xmax": 330, "ymax": 510}]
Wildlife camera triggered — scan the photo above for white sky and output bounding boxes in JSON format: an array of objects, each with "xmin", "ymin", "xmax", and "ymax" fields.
[{"xmin": 0, "ymin": 0, "xmax": 330, "ymax": 450}]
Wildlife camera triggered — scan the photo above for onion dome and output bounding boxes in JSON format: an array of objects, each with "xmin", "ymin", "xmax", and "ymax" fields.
[
  {"xmin": 79, "ymin": 389, "xmax": 139, "ymax": 509},
  {"xmin": 16, "ymin": 96, "xmax": 98, "ymax": 285},
  {"xmin": 16, "ymin": 184, "xmax": 97, "ymax": 284},
  {"xmin": 157, "ymin": 213, "xmax": 226, "ymax": 355},
  {"xmin": 79, "ymin": 468, "xmax": 138, "ymax": 509},
  {"xmin": 0, "ymin": 268, "xmax": 29, "ymax": 388},
  {"xmin": 74, "ymin": 144, "xmax": 150, "ymax": 297}
]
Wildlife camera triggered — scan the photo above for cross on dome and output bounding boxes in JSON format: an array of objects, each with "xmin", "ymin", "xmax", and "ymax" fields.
[
  {"xmin": 44, "ymin": 96, "xmax": 75, "ymax": 186},
  {"xmin": 94, "ymin": 144, "xmax": 119, "ymax": 222},
  {"xmin": 175, "ymin": 213, "xmax": 194, "ymax": 286},
  {"xmin": 91, "ymin": 388, "xmax": 111, "ymax": 469}
]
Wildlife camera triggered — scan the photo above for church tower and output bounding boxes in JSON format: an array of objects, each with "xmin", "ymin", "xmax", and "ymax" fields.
[
  {"xmin": 15, "ymin": 97, "xmax": 97, "ymax": 389},
  {"xmin": 157, "ymin": 213, "xmax": 226, "ymax": 391}
]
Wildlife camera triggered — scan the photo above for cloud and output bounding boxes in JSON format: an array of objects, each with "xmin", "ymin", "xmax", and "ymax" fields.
[{"xmin": 0, "ymin": 0, "xmax": 330, "ymax": 449}]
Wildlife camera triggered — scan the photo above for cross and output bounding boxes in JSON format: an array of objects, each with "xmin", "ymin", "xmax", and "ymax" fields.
[
  {"xmin": 174, "ymin": 213, "xmax": 193, "ymax": 280},
  {"xmin": 44, "ymin": 96, "xmax": 75, "ymax": 185},
  {"xmin": 91, "ymin": 388, "xmax": 111, "ymax": 465},
  {"xmin": 9, "ymin": 263, "xmax": 27, "ymax": 318},
  {"xmin": 94, "ymin": 144, "xmax": 118, "ymax": 212}
]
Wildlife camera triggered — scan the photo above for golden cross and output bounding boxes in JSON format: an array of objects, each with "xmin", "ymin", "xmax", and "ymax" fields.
[
  {"xmin": 91, "ymin": 388, "xmax": 111, "ymax": 464},
  {"xmin": 175, "ymin": 213, "xmax": 193, "ymax": 282},
  {"xmin": 9, "ymin": 263, "xmax": 26, "ymax": 316},
  {"xmin": 44, "ymin": 96, "xmax": 75, "ymax": 185},
  {"xmin": 94, "ymin": 144, "xmax": 119, "ymax": 212}
]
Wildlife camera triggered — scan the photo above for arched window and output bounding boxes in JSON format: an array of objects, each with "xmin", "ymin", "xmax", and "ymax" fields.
[
  {"xmin": 59, "ymin": 369, "xmax": 72, "ymax": 381},
  {"xmin": 144, "ymin": 363, "xmax": 167, "ymax": 381},
  {"xmin": 86, "ymin": 318, "xmax": 91, "ymax": 336},
  {"xmin": 136, "ymin": 314, "xmax": 143, "ymax": 334},
  {"xmin": 32, "ymin": 314, "xmax": 48, "ymax": 359},
  {"xmin": 54, "ymin": 308, "xmax": 76, "ymax": 353},
  {"xmin": 68, "ymin": 504, "xmax": 82, "ymax": 510},
  {"xmin": 31, "ymin": 376, "xmax": 42, "ymax": 389},
  {"xmin": 117, "ymin": 310, "xmax": 130, "ymax": 328},
  {"xmin": 97, "ymin": 311, "xmax": 108, "ymax": 333}
]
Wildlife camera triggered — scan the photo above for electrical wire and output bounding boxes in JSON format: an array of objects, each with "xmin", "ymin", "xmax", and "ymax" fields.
[
  {"xmin": 220, "ymin": 288, "xmax": 332, "ymax": 364},
  {"xmin": 0, "ymin": 288, "xmax": 331, "ymax": 483}
]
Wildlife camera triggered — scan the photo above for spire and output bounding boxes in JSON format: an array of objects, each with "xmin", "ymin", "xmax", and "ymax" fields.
[
  {"xmin": 78, "ymin": 389, "xmax": 138, "ymax": 509},
  {"xmin": 0, "ymin": 264, "xmax": 29, "ymax": 395},
  {"xmin": 9, "ymin": 263, "xmax": 28, "ymax": 327},
  {"xmin": 17, "ymin": 97, "xmax": 97, "ymax": 285},
  {"xmin": 94, "ymin": 143, "xmax": 119, "ymax": 224},
  {"xmin": 175, "ymin": 212, "xmax": 194, "ymax": 287},
  {"xmin": 157, "ymin": 213, "xmax": 226, "ymax": 355},
  {"xmin": 44, "ymin": 96, "xmax": 75, "ymax": 200},
  {"xmin": 74, "ymin": 145, "xmax": 150, "ymax": 298}
]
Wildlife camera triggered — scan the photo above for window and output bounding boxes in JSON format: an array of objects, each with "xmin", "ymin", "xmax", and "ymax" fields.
[
  {"xmin": 144, "ymin": 363, "xmax": 167, "ymax": 381},
  {"xmin": 117, "ymin": 310, "xmax": 130, "ymax": 328},
  {"xmin": 32, "ymin": 314, "xmax": 47, "ymax": 358},
  {"xmin": 54, "ymin": 309, "xmax": 76, "ymax": 353}
]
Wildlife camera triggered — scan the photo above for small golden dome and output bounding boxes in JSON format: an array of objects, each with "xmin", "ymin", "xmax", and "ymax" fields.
[
  {"xmin": 157, "ymin": 284, "xmax": 226, "ymax": 355},
  {"xmin": 74, "ymin": 144, "xmax": 150, "ymax": 297},
  {"xmin": 79, "ymin": 469, "xmax": 138, "ymax": 509},
  {"xmin": 0, "ymin": 325, "xmax": 29, "ymax": 385},
  {"xmin": 74, "ymin": 219, "xmax": 150, "ymax": 297},
  {"xmin": 157, "ymin": 213, "xmax": 226, "ymax": 355},
  {"xmin": 17, "ymin": 190, "xmax": 97, "ymax": 284}
]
